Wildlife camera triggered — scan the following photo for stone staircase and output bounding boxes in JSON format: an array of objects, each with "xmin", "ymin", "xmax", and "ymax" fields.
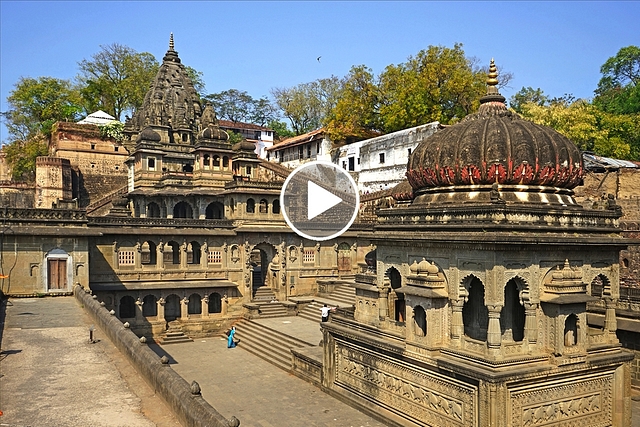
[
  {"xmin": 159, "ymin": 321, "xmax": 193, "ymax": 345},
  {"xmin": 297, "ymin": 284, "xmax": 356, "ymax": 322},
  {"xmin": 253, "ymin": 286, "xmax": 287, "ymax": 318},
  {"xmin": 232, "ymin": 319, "xmax": 316, "ymax": 371}
]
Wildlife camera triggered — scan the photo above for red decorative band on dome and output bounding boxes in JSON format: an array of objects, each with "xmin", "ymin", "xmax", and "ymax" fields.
[{"xmin": 407, "ymin": 162, "xmax": 584, "ymax": 190}]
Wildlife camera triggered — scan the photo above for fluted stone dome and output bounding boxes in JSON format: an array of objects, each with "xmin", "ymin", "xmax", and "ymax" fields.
[
  {"xmin": 232, "ymin": 140, "xmax": 256, "ymax": 152},
  {"xmin": 406, "ymin": 60, "xmax": 584, "ymax": 206},
  {"xmin": 136, "ymin": 127, "xmax": 161, "ymax": 143}
]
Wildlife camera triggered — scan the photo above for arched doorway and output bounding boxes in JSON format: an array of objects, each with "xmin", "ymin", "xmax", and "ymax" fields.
[
  {"xmin": 250, "ymin": 243, "xmax": 276, "ymax": 297},
  {"xmin": 413, "ymin": 305, "xmax": 427, "ymax": 337},
  {"xmin": 462, "ymin": 277, "xmax": 489, "ymax": 341},
  {"xmin": 337, "ymin": 242, "xmax": 351, "ymax": 272},
  {"xmin": 388, "ymin": 267, "xmax": 405, "ymax": 322},
  {"xmin": 205, "ymin": 202, "xmax": 224, "ymax": 219},
  {"xmin": 119, "ymin": 296, "xmax": 136, "ymax": 319},
  {"xmin": 208, "ymin": 292, "xmax": 222, "ymax": 313},
  {"xmin": 164, "ymin": 294, "xmax": 181, "ymax": 321},
  {"xmin": 173, "ymin": 201, "xmax": 193, "ymax": 218},
  {"xmin": 188, "ymin": 293, "xmax": 202, "ymax": 315},
  {"xmin": 500, "ymin": 280, "xmax": 525, "ymax": 342},
  {"xmin": 142, "ymin": 295, "xmax": 157, "ymax": 317}
]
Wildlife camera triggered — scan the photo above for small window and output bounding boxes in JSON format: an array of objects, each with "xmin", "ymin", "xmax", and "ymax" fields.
[
  {"xmin": 182, "ymin": 133, "xmax": 188, "ymax": 142},
  {"xmin": 208, "ymin": 251, "xmax": 222, "ymax": 264},
  {"xmin": 246, "ymin": 166, "xmax": 252, "ymax": 176},
  {"xmin": 114, "ymin": 146, "xmax": 119, "ymax": 152},
  {"xmin": 379, "ymin": 153, "xmax": 385, "ymax": 164},
  {"xmin": 118, "ymin": 250, "xmax": 135, "ymax": 266},
  {"xmin": 246, "ymin": 198, "xmax": 255, "ymax": 213},
  {"xmin": 303, "ymin": 250, "xmax": 315, "ymax": 263},
  {"xmin": 91, "ymin": 144, "xmax": 96, "ymax": 150},
  {"xmin": 148, "ymin": 158, "xmax": 156, "ymax": 170},
  {"xmin": 408, "ymin": 148, "xmax": 412, "ymax": 155}
]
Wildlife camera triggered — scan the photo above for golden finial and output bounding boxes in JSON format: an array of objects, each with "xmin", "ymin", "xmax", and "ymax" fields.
[
  {"xmin": 487, "ymin": 58, "xmax": 499, "ymax": 87},
  {"xmin": 169, "ymin": 33, "xmax": 174, "ymax": 51}
]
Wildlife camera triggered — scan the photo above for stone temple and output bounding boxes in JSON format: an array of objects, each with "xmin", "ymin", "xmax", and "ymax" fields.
[{"xmin": 0, "ymin": 37, "xmax": 635, "ymax": 426}]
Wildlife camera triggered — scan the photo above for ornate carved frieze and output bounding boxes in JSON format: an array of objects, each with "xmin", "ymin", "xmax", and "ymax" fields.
[
  {"xmin": 335, "ymin": 344, "xmax": 477, "ymax": 426},
  {"xmin": 510, "ymin": 375, "xmax": 612, "ymax": 427}
]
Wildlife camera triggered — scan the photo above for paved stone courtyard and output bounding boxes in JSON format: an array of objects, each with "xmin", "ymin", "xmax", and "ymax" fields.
[{"xmin": 1, "ymin": 297, "xmax": 639, "ymax": 426}]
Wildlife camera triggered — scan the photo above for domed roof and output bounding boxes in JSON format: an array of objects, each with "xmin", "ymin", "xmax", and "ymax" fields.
[
  {"xmin": 136, "ymin": 127, "xmax": 161, "ymax": 143},
  {"xmin": 406, "ymin": 60, "xmax": 584, "ymax": 202},
  {"xmin": 198, "ymin": 102, "xmax": 229, "ymax": 142},
  {"xmin": 232, "ymin": 140, "xmax": 256, "ymax": 152}
]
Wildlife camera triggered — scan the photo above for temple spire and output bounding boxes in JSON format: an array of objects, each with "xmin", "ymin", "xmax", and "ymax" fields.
[
  {"xmin": 480, "ymin": 58, "xmax": 505, "ymax": 104},
  {"xmin": 169, "ymin": 33, "xmax": 175, "ymax": 51},
  {"xmin": 163, "ymin": 33, "xmax": 180, "ymax": 63}
]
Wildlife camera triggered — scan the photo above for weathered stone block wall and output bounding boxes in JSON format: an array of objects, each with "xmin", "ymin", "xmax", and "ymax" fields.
[
  {"xmin": 617, "ymin": 330, "xmax": 640, "ymax": 387},
  {"xmin": 0, "ymin": 185, "xmax": 35, "ymax": 208},
  {"xmin": 50, "ymin": 122, "xmax": 129, "ymax": 207},
  {"xmin": 74, "ymin": 286, "xmax": 238, "ymax": 427}
]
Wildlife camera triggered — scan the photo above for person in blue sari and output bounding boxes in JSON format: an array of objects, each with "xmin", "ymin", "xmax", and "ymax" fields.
[{"xmin": 227, "ymin": 326, "xmax": 237, "ymax": 348}]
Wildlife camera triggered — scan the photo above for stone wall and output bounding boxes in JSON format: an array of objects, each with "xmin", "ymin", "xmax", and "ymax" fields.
[
  {"xmin": 618, "ymin": 330, "xmax": 640, "ymax": 387},
  {"xmin": 74, "ymin": 285, "xmax": 239, "ymax": 427},
  {"xmin": 50, "ymin": 122, "xmax": 129, "ymax": 207}
]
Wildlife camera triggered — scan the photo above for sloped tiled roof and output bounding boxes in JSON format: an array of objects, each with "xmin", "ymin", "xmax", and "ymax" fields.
[{"xmin": 267, "ymin": 128, "xmax": 325, "ymax": 151}]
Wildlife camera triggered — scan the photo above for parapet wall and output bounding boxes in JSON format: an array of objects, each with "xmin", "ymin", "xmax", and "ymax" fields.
[{"xmin": 74, "ymin": 285, "xmax": 240, "ymax": 427}]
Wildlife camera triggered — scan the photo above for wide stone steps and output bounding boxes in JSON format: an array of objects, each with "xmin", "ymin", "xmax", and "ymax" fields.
[
  {"xmin": 298, "ymin": 301, "xmax": 325, "ymax": 322},
  {"xmin": 233, "ymin": 319, "xmax": 315, "ymax": 371},
  {"xmin": 257, "ymin": 302, "xmax": 288, "ymax": 318},
  {"xmin": 160, "ymin": 325, "xmax": 193, "ymax": 345},
  {"xmin": 328, "ymin": 285, "xmax": 356, "ymax": 306},
  {"xmin": 253, "ymin": 286, "xmax": 275, "ymax": 302}
]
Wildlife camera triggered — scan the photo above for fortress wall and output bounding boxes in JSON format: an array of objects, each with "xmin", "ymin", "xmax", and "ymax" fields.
[{"xmin": 74, "ymin": 285, "xmax": 239, "ymax": 427}]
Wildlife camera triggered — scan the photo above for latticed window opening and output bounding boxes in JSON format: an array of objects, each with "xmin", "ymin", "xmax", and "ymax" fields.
[
  {"xmin": 119, "ymin": 250, "xmax": 135, "ymax": 266},
  {"xmin": 208, "ymin": 251, "xmax": 222, "ymax": 264},
  {"xmin": 303, "ymin": 249, "xmax": 315, "ymax": 263}
]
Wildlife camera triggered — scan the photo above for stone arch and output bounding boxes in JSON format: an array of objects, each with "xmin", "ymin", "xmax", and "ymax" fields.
[
  {"xmin": 119, "ymin": 295, "xmax": 136, "ymax": 319},
  {"xmin": 337, "ymin": 242, "xmax": 352, "ymax": 272},
  {"xmin": 142, "ymin": 294, "xmax": 158, "ymax": 317},
  {"xmin": 589, "ymin": 273, "xmax": 611, "ymax": 298},
  {"xmin": 386, "ymin": 266, "xmax": 405, "ymax": 322},
  {"xmin": 250, "ymin": 242, "xmax": 277, "ymax": 292},
  {"xmin": 173, "ymin": 201, "xmax": 193, "ymax": 219},
  {"xmin": 164, "ymin": 294, "xmax": 181, "ymax": 321},
  {"xmin": 272, "ymin": 199, "xmax": 280, "ymax": 214},
  {"xmin": 147, "ymin": 202, "xmax": 161, "ymax": 218},
  {"xmin": 203, "ymin": 154, "xmax": 211, "ymax": 168},
  {"xmin": 259, "ymin": 198, "xmax": 268, "ymax": 214},
  {"xmin": 213, "ymin": 155, "xmax": 220, "ymax": 169},
  {"xmin": 413, "ymin": 305, "xmax": 427, "ymax": 337},
  {"xmin": 564, "ymin": 313, "xmax": 578, "ymax": 346},
  {"xmin": 246, "ymin": 198, "xmax": 255, "ymax": 213},
  {"xmin": 166, "ymin": 241, "xmax": 180, "ymax": 265},
  {"xmin": 189, "ymin": 241, "xmax": 201, "ymax": 265},
  {"xmin": 462, "ymin": 275, "xmax": 488, "ymax": 341},
  {"xmin": 208, "ymin": 292, "xmax": 222, "ymax": 313},
  {"xmin": 500, "ymin": 278, "xmax": 526, "ymax": 342},
  {"xmin": 205, "ymin": 202, "xmax": 224, "ymax": 219},
  {"xmin": 141, "ymin": 241, "xmax": 157, "ymax": 265},
  {"xmin": 222, "ymin": 156, "xmax": 229, "ymax": 169},
  {"xmin": 188, "ymin": 293, "xmax": 202, "ymax": 314}
]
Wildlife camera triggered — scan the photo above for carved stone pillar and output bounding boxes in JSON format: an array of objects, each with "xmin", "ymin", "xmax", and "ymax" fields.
[
  {"xmin": 524, "ymin": 302, "xmax": 538, "ymax": 345},
  {"xmin": 451, "ymin": 299, "xmax": 464, "ymax": 346},
  {"xmin": 180, "ymin": 242, "xmax": 188, "ymax": 269},
  {"xmin": 135, "ymin": 297, "xmax": 143, "ymax": 322},
  {"xmin": 181, "ymin": 297, "xmax": 188, "ymax": 319},
  {"xmin": 487, "ymin": 305, "xmax": 503, "ymax": 350},
  {"xmin": 157, "ymin": 243, "xmax": 164, "ymax": 270},
  {"xmin": 604, "ymin": 297, "xmax": 617, "ymax": 333},
  {"xmin": 201, "ymin": 296, "xmax": 209, "ymax": 318},
  {"xmin": 378, "ymin": 287, "xmax": 389, "ymax": 319},
  {"xmin": 158, "ymin": 297, "xmax": 165, "ymax": 321},
  {"xmin": 222, "ymin": 294, "xmax": 229, "ymax": 315}
]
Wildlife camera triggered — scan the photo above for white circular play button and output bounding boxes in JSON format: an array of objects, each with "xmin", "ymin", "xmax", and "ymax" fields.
[{"xmin": 280, "ymin": 160, "xmax": 359, "ymax": 241}]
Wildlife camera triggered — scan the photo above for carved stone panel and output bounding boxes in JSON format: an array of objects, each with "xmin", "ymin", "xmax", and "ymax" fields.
[
  {"xmin": 510, "ymin": 374, "xmax": 612, "ymax": 427},
  {"xmin": 335, "ymin": 343, "xmax": 477, "ymax": 427}
]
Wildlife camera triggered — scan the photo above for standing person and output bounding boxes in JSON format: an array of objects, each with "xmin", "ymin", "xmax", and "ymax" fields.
[
  {"xmin": 320, "ymin": 304, "xmax": 337, "ymax": 322},
  {"xmin": 227, "ymin": 326, "xmax": 237, "ymax": 348}
]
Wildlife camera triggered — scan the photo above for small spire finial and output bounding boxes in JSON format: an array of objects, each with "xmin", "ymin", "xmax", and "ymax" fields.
[
  {"xmin": 169, "ymin": 33, "xmax": 174, "ymax": 51},
  {"xmin": 479, "ymin": 58, "xmax": 505, "ymax": 105}
]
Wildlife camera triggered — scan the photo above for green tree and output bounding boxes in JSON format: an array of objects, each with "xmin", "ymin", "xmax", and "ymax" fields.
[
  {"xmin": 2, "ymin": 134, "xmax": 49, "ymax": 181},
  {"xmin": 519, "ymin": 100, "xmax": 636, "ymax": 159},
  {"xmin": 509, "ymin": 87, "xmax": 548, "ymax": 113},
  {"xmin": 1, "ymin": 76, "xmax": 82, "ymax": 141},
  {"xmin": 185, "ymin": 66, "xmax": 206, "ymax": 98},
  {"xmin": 204, "ymin": 89, "xmax": 254, "ymax": 123},
  {"xmin": 594, "ymin": 46, "xmax": 640, "ymax": 114},
  {"xmin": 325, "ymin": 65, "xmax": 381, "ymax": 141},
  {"xmin": 77, "ymin": 43, "xmax": 159, "ymax": 120},
  {"xmin": 267, "ymin": 119, "xmax": 295, "ymax": 140}
]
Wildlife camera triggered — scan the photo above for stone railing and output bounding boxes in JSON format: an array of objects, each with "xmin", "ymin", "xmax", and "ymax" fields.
[
  {"xmin": 0, "ymin": 207, "xmax": 87, "ymax": 224},
  {"xmin": 88, "ymin": 216, "xmax": 234, "ymax": 228},
  {"xmin": 224, "ymin": 180, "xmax": 283, "ymax": 190},
  {"xmin": 74, "ymin": 285, "xmax": 240, "ymax": 427}
]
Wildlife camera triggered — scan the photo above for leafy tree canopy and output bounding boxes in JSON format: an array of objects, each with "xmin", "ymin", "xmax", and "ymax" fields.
[
  {"xmin": 594, "ymin": 45, "xmax": 640, "ymax": 114},
  {"xmin": 77, "ymin": 43, "xmax": 159, "ymax": 120},
  {"xmin": 267, "ymin": 119, "xmax": 295, "ymax": 140},
  {"xmin": 3, "ymin": 134, "xmax": 49, "ymax": 181},
  {"xmin": 203, "ymin": 89, "xmax": 278, "ymax": 127}
]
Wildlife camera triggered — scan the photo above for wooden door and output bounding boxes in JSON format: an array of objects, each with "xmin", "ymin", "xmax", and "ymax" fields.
[
  {"xmin": 337, "ymin": 243, "xmax": 351, "ymax": 272},
  {"xmin": 47, "ymin": 259, "xmax": 67, "ymax": 290}
]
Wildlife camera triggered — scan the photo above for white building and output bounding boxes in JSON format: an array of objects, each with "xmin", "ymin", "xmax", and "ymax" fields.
[
  {"xmin": 218, "ymin": 120, "xmax": 274, "ymax": 159},
  {"xmin": 266, "ymin": 129, "xmax": 331, "ymax": 168}
]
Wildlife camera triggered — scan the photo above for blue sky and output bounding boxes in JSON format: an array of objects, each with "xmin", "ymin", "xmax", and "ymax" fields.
[{"xmin": 1, "ymin": 1, "xmax": 639, "ymax": 142}]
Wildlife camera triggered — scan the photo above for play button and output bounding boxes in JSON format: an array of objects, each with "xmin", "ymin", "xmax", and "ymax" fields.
[{"xmin": 280, "ymin": 160, "xmax": 360, "ymax": 241}]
